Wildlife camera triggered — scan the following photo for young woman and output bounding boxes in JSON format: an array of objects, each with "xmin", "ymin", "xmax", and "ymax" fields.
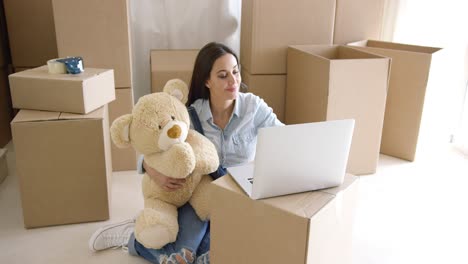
[{"xmin": 89, "ymin": 42, "xmax": 283, "ymax": 264}]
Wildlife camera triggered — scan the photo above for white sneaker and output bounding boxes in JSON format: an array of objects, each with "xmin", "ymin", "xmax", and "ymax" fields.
[{"xmin": 88, "ymin": 218, "xmax": 135, "ymax": 252}]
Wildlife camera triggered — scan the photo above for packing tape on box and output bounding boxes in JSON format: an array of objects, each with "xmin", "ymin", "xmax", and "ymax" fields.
[{"xmin": 47, "ymin": 57, "xmax": 84, "ymax": 74}]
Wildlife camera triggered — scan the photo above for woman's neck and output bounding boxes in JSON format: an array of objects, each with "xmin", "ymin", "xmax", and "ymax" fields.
[{"xmin": 210, "ymin": 99, "xmax": 235, "ymax": 130}]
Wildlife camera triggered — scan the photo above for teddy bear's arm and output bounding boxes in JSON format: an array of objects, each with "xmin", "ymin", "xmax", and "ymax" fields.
[
  {"xmin": 189, "ymin": 174, "xmax": 213, "ymax": 221},
  {"xmin": 144, "ymin": 142, "xmax": 196, "ymax": 179},
  {"xmin": 186, "ymin": 130, "xmax": 220, "ymax": 175}
]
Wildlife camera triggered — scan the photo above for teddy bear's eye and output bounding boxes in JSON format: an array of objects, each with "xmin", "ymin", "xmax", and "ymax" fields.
[
  {"xmin": 158, "ymin": 125, "xmax": 162, "ymax": 130},
  {"xmin": 171, "ymin": 116, "xmax": 175, "ymax": 121}
]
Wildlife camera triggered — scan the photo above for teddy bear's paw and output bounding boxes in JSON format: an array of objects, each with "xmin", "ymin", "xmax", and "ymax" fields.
[
  {"xmin": 134, "ymin": 208, "xmax": 178, "ymax": 249},
  {"xmin": 137, "ymin": 225, "xmax": 175, "ymax": 249}
]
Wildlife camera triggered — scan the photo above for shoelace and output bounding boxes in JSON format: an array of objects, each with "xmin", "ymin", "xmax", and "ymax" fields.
[{"xmin": 105, "ymin": 225, "xmax": 134, "ymax": 250}]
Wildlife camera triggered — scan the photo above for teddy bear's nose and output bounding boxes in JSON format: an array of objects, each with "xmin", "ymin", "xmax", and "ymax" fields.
[{"xmin": 167, "ymin": 124, "xmax": 182, "ymax": 139}]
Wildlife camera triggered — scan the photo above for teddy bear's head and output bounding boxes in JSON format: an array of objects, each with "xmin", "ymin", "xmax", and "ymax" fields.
[{"xmin": 110, "ymin": 79, "xmax": 191, "ymax": 155}]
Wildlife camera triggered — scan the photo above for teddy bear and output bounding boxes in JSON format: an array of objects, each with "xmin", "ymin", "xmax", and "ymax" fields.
[{"xmin": 110, "ymin": 79, "xmax": 219, "ymax": 249}]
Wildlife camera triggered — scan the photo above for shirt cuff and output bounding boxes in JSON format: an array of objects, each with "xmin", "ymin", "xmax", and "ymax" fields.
[{"xmin": 137, "ymin": 155, "xmax": 145, "ymax": 174}]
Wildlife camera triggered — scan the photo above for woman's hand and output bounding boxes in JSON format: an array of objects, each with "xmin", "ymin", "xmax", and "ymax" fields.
[{"xmin": 143, "ymin": 160, "xmax": 186, "ymax": 191}]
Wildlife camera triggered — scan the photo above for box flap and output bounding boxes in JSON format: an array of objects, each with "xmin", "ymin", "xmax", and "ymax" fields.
[
  {"xmin": 59, "ymin": 106, "xmax": 105, "ymax": 120},
  {"xmin": 11, "ymin": 109, "xmax": 60, "ymax": 123},
  {"xmin": 350, "ymin": 39, "xmax": 441, "ymax": 55},
  {"xmin": 213, "ymin": 175, "xmax": 335, "ymax": 219},
  {"xmin": 9, "ymin": 65, "xmax": 113, "ymax": 82}
]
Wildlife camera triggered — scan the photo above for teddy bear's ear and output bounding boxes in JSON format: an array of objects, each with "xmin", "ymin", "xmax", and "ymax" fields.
[
  {"xmin": 110, "ymin": 114, "xmax": 133, "ymax": 148},
  {"xmin": 163, "ymin": 79, "xmax": 189, "ymax": 104}
]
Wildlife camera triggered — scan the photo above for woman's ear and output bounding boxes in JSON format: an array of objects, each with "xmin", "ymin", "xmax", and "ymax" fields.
[
  {"xmin": 163, "ymin": 79, "xmax": 189, "ymax": 104},
  {"xmin": 110, "ymin": 114, "xmax": 133, "ymax": 148}
]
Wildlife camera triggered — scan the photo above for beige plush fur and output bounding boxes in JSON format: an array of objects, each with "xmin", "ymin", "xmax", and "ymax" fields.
[{"xmin": 110, "ymin": 79, "xmax": 219, "ymax": 249}]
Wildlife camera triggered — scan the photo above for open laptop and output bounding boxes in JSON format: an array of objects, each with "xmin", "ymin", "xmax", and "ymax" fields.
[{"xmin": 227, "ymin": 119, "xmax": 354, "ymax": 200}]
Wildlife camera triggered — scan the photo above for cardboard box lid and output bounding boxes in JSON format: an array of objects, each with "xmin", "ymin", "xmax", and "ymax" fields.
[
  {"xmin": 349, "ymin": 40, "xmax": 441, "ymax": 55},
  {"xmin": 12, "ymin": 107, "xmax": 105, "ymax": 123},
  {"xmin": 150, "ymin": 50, "xmax": 198, "ymax": 71},
  {"xmin": 9, "ymin": 66, "xmax": 113, "ymax": 82},
  {"xmin": 212, "ymin": 175, "xmax": 336, "ymax": 219},
  {"xmin": 290, "ymin": 44, "xmax": 390, "ymax": 61}
]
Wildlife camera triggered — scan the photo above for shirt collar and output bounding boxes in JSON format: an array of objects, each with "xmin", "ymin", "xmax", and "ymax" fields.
[{"xmin": 197, "ymin": 97, "xmax": 241, "ymax": 122}]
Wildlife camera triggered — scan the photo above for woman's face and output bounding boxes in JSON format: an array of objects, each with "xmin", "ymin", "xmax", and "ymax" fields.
[{"xmin": 205, "ymin": 53, "xmax": 241, "ymax": 104}]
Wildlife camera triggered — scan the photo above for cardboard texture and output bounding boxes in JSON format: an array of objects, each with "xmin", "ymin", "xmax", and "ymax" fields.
[
  {"xmin": 241, "ymin": 0, "xmax": 335, "ymax": 74},
  {"xmin": 150, "ymin": 50, "xmax": 198, "ymax": 93},
  {"xmin": 3, "ymin": 0, "xmax": 58, "ymax": 67},
  {"xmin": 13, "ymin": 67, "xmax": 32, "ymax": 73},
  {"xmin": 11, "ymin": 106, "xmax": 112, "ymax": 228},
  {"xmin": 9, "ymin": 66, "xmax": 115, "ymax": 114},
  {"xmin": 0, "ymin": 67, "xmax": 12, "ymax": 147},
  {"xmin": 333, "ymin": 0, "xmax": 385, "ymax": 44},
  {"xmin": 109, "ymin": 88, "xmax": 137, "ymax": 171},
  {"xmin": 52, "ymin": 0, "xmax": 132, "ymax": 88},
  {"xmin": 0, "ymin": 148, "xmax": 7, "ymax": 184},
  {"xmin": 286, "ymin": 45, "xmax": 390, "ymax": 175},
  {"xmin": 241, "ymin": 70, "xmax": 286, "ymax": 122},
  {"xmin": 348, "ymin": 40, "xmax": 442, "ymax": 161},
  {"xmin": 211, "ymin": 174, "xmax": 359, "ymax": 264}
]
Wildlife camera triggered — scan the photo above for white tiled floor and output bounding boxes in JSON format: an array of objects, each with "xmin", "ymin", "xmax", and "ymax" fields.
[{"xmin": 0, "ymin": 141, "xmax": 467, "ymax": 264}]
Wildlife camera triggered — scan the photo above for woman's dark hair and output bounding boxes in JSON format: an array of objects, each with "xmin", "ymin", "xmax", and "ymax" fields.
[{"xmin": 186, "ymin": 42, "xmax": 239, "ymax": 106}]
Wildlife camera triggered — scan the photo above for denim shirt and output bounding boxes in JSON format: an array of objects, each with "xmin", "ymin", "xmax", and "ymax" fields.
[
  {"xmin": 191, "ymin": 92, "xmax": 284, "ymax": 168},
  {"xmin": 137, "ymin": 92, "xmax": 283, "ymax": 173}
]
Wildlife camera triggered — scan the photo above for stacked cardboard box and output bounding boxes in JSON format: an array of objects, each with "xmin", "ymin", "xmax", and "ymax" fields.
[
  {"xmin": 150, "ymin": 50, "xmax": 198, "ymax": 93},
  {"xmin": 3, "ymin": 0, "xmax": 58, "ymax": 68},
  {"xmin": 286, "ymin": 45, "xmax": 391, "ymax": 175},
  {"xmin": 52, "ymin": 0, "xmax": 136, "ymax": 171},
  {"xmin": 240, "ymin": 0, "xmax": 336, "ymax": 122},
  {"xmin": 348, "ymin": 40, "xmax": 443, "ymax": 161},
  {"xmin": 211, "ymin": 174, "xmax": 359, "ymax": 264},
  {"xmin": 333, "ymin": 0, "xmax": 386, "ymax": 44},
  {"xmin": 0, "ymin": 1, "xmax": 13, "ymax": 147},
  {"xmin": 8, "ymin": 66, "xmax": 115, "ymax": 228}
]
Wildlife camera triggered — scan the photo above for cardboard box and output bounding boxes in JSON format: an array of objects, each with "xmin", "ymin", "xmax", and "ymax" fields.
[
  {"xmin": 13, "ymin": 67, "xmax": 31, "ymax": 73},
  {"xmin": 0, "ymin": 148, "xmax": 7, "ymax": 184},
  {"xmin": 286, "ymin": 45, "xmax": 390, "ymax": 175},
  {"xmin": 9, "ymin": 66, "xmax": 115, "ymax": 114},
  {"xmin": 150, "ymin": 50, "xmax": 198, "ymax": 93},
  {"xmin": 52, "ymin": 0, "xmax": 132, "ymax": 88},
  {"xmin": 241, "ymin": 0, "xmax": 335, "ymax": 74},
  {"xmin": 348, "ymin": 40, "xmax": 442, "ymax": 161},
  {"xmin": 0, "ymin": 67, "xmax": 12, "ymax": 147},
  {"xmin": 241, "ymin": 70, "xmax": 286, "ymax": 122},
  {"xmin": 211, "ymin": 174, "xmax": 359, "ymax": 264},
  {"xmin": 0, "ymin": 1, "xmax": 11, "ymax": 67},
  {"xmin": 109, "ymin": 88, "xmax": 136, "ymax": 171},
  {"xmin": 3, "ymin": 0, "xmax": 58, "ymax": 67},
  {"xmin": 333, "ymin": 0, "xmax": 385, "ymax": 44},
  {"xmin": 11, "ymin": 106, "xmax": 112, "ymax": 228}
]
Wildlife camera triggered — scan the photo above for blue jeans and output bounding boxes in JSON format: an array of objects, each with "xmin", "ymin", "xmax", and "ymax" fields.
[{"xmin": 128, "ymin": 203, "xmax": 210, "ymax": 264}]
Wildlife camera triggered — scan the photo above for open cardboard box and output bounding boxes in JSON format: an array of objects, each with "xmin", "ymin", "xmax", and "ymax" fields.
[
  {"xmin": 286, "ymin": 45, "xmax": 391, "ymax": 175},
  {"xmin": 348, "ymin": 40, "xmax": 443, "ymax": 161}
]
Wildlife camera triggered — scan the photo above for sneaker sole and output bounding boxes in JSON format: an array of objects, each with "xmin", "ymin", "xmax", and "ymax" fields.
[{"xmin": 88, "ymin": 219, "xmax": 135, "ymax": 251}]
